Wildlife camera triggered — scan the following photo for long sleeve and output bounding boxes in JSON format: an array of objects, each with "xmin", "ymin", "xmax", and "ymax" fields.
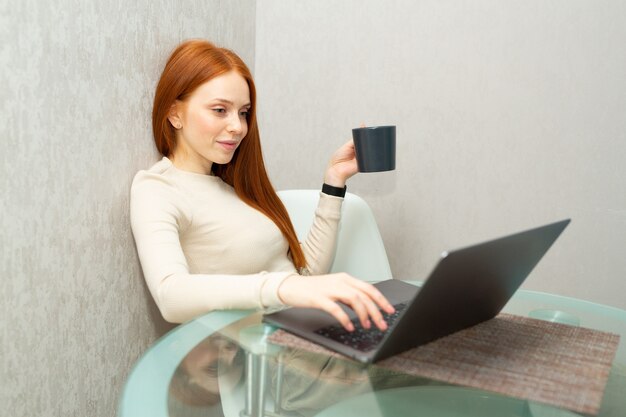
[
  {"xmin": 129, "ymin": 159, "xmax": 298, "ymax": 323},
  {"xmin": 300, "ymin": 193, "xmax": 344, "ymax": 275}
]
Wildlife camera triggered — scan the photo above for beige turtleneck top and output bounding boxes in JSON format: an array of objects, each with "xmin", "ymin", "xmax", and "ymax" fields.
[{"xmin": 130, "ymin": 157, "xmax": 343, "ymax": 323}]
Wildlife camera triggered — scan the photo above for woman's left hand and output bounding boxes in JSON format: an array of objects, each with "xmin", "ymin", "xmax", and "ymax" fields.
[{"xmin": 324, "ymin": 140, "xmax": 358, "ymax": 188}]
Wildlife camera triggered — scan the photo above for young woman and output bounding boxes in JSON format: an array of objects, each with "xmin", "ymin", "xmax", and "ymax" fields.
[{"xmin": 130, "ymin": 39, "xmax": 393, "ymax": 331}]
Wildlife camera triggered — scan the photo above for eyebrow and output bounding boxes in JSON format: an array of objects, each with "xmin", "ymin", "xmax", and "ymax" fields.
[{"xmin": 213, "ymin": 98, "xmax": 251, "ymax": 108}]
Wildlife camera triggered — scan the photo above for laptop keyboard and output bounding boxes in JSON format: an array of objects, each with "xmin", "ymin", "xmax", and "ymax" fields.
[{"xmin": 313, "ymin": 303, "xmax": 407, "ymax": 352}]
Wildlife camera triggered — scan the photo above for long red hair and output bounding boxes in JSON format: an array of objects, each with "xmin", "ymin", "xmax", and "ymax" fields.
[{"xmin": 152, "ymin": 39, "xmax": 306, "ymax": 270}]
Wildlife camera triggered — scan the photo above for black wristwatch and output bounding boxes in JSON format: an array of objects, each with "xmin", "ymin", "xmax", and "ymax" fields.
[{"xmin": 322, "ymin": 183, "xmax": 347, "ymax": 198}]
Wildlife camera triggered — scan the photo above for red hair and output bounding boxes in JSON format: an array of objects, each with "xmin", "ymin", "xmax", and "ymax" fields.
[{"xmin": 152, "ymin": 39, "xmax": 306, "ymax": 270}]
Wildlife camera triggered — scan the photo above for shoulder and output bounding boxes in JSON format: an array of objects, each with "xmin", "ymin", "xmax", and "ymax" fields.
[
  {"xmin": 131, "ymin": 157, "xmax": 190, "ymax": 209},
  {"xmin": 130, "ymin": 157, "xmax": 191, "ymax": 226},
  {"xmin": 131, "ymin": 157, "xmax": 178, "ymax": 194}
]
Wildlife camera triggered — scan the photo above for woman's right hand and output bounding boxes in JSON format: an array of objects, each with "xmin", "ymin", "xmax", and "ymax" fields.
[{"xmin": 277, "ymin": 273, "xmax": 396, "ymax": 331}]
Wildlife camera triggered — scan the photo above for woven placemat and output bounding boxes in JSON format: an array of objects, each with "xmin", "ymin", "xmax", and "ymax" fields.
[{"xmin": 267, "ymin": 313, "xmax": 620, "ymax": 415}]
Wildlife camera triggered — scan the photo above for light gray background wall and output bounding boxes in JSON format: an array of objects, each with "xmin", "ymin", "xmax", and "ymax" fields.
[
  {"xmin": 3, "ymin": 1, "xmax": 625, "ymax": 415},
  {"xmin": 0, "ymin": 1, "xmax": 255, "ymax": 415},
  {"xmin": 256, "ymin": 1, "xmax": 626, "ymax": 309}
]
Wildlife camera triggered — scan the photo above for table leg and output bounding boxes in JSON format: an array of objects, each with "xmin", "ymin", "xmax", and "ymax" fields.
[{"xmin": 273, "ymin": 354, "xmax": 284, "ymax": 415}]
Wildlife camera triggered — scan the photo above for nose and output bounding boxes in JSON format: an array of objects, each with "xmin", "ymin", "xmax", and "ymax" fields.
[{"xmin": 226, "ymin": 112, "xmax": 244, "ymax": 135}]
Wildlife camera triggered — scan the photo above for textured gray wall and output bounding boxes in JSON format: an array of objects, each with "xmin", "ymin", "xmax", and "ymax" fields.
[
  {"xmin": 256, "ymin": 1, "xmax": 626, "ymax": 309},
  {"xmin": 0, "ymin": 0, "xmax": 255, "ymax": 415}
]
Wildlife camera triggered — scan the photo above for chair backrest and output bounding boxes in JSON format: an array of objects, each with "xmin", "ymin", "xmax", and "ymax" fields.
[{"xmin": 277, "ymin": 189, "xmax": 392, "ymax": 283}]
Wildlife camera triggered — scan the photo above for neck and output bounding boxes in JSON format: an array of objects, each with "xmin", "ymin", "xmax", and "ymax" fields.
[{"xmin": 170, "ymin": 151, "xmax": 213, "ymax": 176}]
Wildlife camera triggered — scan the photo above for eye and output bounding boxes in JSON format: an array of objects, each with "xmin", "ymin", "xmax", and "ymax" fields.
[
  {"xmin": 239, "ymin": 109, "xmax": 250, "ymax": 118},
  {"xmin": 212, "ymin": 108, "xmax": 227, "ymax": 115}
]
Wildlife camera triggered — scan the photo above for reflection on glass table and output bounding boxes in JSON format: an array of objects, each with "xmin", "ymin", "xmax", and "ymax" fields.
[{"xmin": 120, "ymin": 283, "xmax": 626, "ymax": 417}]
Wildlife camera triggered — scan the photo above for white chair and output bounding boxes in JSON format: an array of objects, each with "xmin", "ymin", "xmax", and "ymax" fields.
[
  {"xmin": 231, "ymin": 191, "xmax": 393, "ymax": 417},
  {"xmin": 277, "ymin": 189, "xmax": 393, "ymax": 282}
]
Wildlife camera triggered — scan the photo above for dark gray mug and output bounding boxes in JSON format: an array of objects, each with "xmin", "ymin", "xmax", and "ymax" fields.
[{"xmin": 352, "ymin": 125, "xmax": 396, "ymax": 172}]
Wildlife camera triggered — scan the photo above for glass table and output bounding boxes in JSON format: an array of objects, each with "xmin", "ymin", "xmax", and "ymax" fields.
[{"xmin": 119, "ymin": 282, "xmax": 626, "ymax": 417}]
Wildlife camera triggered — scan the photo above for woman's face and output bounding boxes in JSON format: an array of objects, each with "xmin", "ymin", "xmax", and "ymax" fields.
[
  {"xmin": 182, "ymin": 337, "xmax": 242, "ymax": 396},
  {"xmin": 169, "ymin": 71, "xmax": 251, "ymax": 174}
]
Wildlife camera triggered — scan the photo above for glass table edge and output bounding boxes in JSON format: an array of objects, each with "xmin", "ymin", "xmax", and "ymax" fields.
[
  {"xmin": 507, "ymin": 288, "xmax": 626, "ymax": 319},
  {"xmin": 405, "ymin": 279, "xmax": 626, "ymax": 319},
  {"xmin": 118, "ymin": 309, "xmax": 252, "ymax": 417}
]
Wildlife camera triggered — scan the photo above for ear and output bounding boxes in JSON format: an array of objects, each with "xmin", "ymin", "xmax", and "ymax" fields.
[{"xmin": 167, "ymin": 101, "xmax": 183, "ymax": 129}]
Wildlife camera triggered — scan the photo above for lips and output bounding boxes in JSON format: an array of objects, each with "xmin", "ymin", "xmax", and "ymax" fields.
[{"xmin": 217, "ymin": 140, "xmax": 239, "ymax": 151}]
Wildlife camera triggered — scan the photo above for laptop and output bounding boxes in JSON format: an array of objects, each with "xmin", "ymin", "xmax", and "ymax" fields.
[{"xmin": 263, "ymin": 219, "xmax": 570, "ymax": 363}]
